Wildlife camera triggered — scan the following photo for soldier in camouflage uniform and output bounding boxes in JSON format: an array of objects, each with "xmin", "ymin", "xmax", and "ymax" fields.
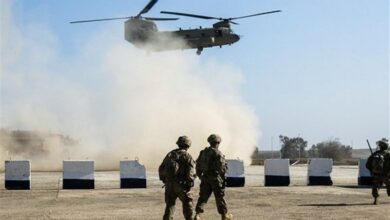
[
  {"xmin": 159, "ymin": 136, "xmax": 196, "ymax": 220},
  {"xmin": 366, "ymin": 138, "xmax": 390, "ymax": 205},
  {"xmin": 194, "ymin": 134, "xmax": 233, "ymax": 220}
]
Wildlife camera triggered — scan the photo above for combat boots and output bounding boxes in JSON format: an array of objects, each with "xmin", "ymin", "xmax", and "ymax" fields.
[
  {"xmin": 194, "ymin": 213, "xmax": 233, "ymax": 219},
  {"xmin": 221, "ymin": 213, "xmax": 233, "ymax": 220},
  {"xmin": 373, "ymin": 197, "xmax": 378, "ymax": 205},
  {"xmin": 194, "ymin": 213, "xmax": 201, "ymax": 220}
]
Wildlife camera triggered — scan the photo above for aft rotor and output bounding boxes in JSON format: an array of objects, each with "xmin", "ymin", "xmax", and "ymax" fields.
[
  {"xmin": 160, "ymin": 10, "xmax": 282, "ymax": 25},
  {"xmin": 70, "ymin": 0, "xmax": 179, "ymax": 24}
]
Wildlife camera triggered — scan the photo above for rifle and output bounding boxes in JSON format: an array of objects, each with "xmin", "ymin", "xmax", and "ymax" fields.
[{"xmin": 366, "ymin": 139, "xmax": 373, "ymax": 155}]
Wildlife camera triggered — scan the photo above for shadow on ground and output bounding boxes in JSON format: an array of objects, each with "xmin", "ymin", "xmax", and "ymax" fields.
[{"xmin": 298, "ymin": 202, "xmax": 390, "ymax": 207}]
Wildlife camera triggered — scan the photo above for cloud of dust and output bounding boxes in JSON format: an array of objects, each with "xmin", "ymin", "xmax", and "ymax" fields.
[{"xmin": 0, "ymin": 1, "xmax": 260, "ymax": 171}]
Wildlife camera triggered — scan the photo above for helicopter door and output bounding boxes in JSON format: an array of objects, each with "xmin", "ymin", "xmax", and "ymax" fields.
[{"xmin": 216, "ymin": 30, "xmax": 223, "ymax": 37}]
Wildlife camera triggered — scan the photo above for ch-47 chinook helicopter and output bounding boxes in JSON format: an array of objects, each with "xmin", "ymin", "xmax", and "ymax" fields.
[
  {"xmin": 70, "ymin": 0, "xmax": 281, "ymax": 55},
  {"xmin": 160, "ymin": 10, "xmax": 281, "ymax": 55}
]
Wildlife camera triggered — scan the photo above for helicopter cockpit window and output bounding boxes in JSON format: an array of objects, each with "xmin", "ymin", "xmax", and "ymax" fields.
[{"xmin": 223, "ymin": 28, "xmax": 231, "ymax": 34}]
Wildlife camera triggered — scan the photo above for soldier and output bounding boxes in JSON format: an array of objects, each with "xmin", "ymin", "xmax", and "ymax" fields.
[
  {"xmin": 194, "ymin": 134, "xmax": 233, "ymax": 220},
  {"xmin": 366, "ymin": 138, "xmax": 390, "ymax": 205},
  {"xmin": 159, "ymin": 136, "xmax": 196, "ymax": 220}
]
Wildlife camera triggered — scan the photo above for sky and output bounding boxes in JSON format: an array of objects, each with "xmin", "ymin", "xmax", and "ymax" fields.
[{"xmin": 1, "ymin": 0, "xmax": 389, "ymax": 152}]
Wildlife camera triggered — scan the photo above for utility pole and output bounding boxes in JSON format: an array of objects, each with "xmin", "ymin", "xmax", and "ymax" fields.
[
  {"xmin": 298, "ymin": 133, "xmax": 301, "ymax": 161},
  {"xmin": 271, "ymin": 136, "xmax": 274, "ymax": 159}
]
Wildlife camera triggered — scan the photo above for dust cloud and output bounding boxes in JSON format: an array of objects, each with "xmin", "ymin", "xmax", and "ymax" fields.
[{"xmin": 0, "ymin": 1, "xmax": 260, "ymax": 171}]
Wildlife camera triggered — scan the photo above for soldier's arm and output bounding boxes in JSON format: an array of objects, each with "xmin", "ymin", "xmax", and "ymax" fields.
[
  {"xmin": 215, "ymin": 152, "xmax": 227, "ymax": 175},
  {"xmin": 385, "ymin": 152, "xmax": 390, "ymax": 176},
  {"xmin": 366, "ymin": 155, "xmax": 373, "ymax": 172},
  {"xmin": 158, "ymin": 155, "xmax": 169, "ymax": 182},
  {"xmin": 195, "ymin": 150, "xmax": 203, "ymax": 177},
  {"xmin": 187, "ymin": 154, "xmax": 196, "ymax": 182}
]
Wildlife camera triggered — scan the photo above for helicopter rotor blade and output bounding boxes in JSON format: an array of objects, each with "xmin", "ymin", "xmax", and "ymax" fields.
[
  {"xmin": 161, "ymin": 10, "xmax": 281, "ymax": 24},
  {"xmin": 229, "ymin": 10, "xmax": 282, "ymax": 20},
  {"xmin": 138, "ymin": 0, "xmax": 158, "ymax": 16},
  {"xmin": 144, "ymin": 17, "xmax": 179, "ymax": 21},
  {"xmin": 161, "ymin": 11, "xmax": 218, "ymax": 20},
  {"xmin": 70, "ymin": 16, "xmax": 133, "ymax": 24}
]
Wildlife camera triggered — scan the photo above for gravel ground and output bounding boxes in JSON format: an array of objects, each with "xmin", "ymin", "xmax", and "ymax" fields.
[{"xmin": 1, "ymin": 165, "xmax": 389, "ymax": 220}]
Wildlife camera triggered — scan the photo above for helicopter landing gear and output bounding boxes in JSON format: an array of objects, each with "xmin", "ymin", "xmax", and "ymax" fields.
[{"xmin": 196, "ymin": 47, "xmax": 203, "ymax": 55}]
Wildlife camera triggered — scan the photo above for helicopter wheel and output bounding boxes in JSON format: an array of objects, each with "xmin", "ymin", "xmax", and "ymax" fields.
[{"xmin": 196, "ymin": 47, "xmax": 203, "ymax": 55}]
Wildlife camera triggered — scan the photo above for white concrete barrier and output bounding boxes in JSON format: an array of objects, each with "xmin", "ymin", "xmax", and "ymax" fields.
[
  {"xmin": 5, "ymin": 160, "xmax": 31, "ymax": 190},
  {"xmin": 358, "ymin": 158, "xmax": 373, "ymax": 186},
  {"xmin": 264, "ymin": 159, "xmax": 290, "ymax": 186},
  {"xmin": 120, "ymin": 160, "xmax": 147, "ymax": 188},
  {"xmin": 226, "ymin": 159, "xmax": 245, "ymax": 187},
  {"xmin": 63, "ymin": 160, "xmax": 94, "ymax": 189},
  {"xmin": 307, "ymin": 158, "xmax": 333, "ymax": 185}
]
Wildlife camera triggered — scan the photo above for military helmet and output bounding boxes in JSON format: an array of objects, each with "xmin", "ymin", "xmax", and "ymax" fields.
[
  {"xmin": 207, "ymin": 134, "xmax": 222, "ymax": 144},
  {"xmin": 377, "ymin": 138, "xmax": 389, "ymax": 150},
  {"xmin": 176, "ymin": 136, "xmax": 192, "ymax": 148}
]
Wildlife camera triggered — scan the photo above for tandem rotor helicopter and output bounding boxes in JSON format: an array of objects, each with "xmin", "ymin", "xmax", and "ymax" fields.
[{"xmin": 70, "ymin": 0, "xmax": 281, "ymax": 55}]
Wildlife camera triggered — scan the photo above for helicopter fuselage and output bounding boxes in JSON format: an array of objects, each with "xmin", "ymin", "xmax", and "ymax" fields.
[
  {"xmin": 124, "ymin": 18, "xmax": 240, "ymax": 54},
  {"xmin": 169, "ymin": 26, "xmax": 240, "ymax": 50}
]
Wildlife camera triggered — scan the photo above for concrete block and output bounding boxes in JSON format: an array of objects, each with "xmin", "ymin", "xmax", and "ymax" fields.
[
  {"xmin": 226, "ymin": 159, "xmax": 245, "ymax": 187},
  {"xmin": 120, "ymin": 160, "xmax": 147, "ymax": 188},
  {"xmin": 63, "ymin": 160, "xmax": 94, "ymax": 189},
  {"xmin": 5, "ymin": 160, "xmax": 31, "ymax": 190},
  {"xmin": 307, "ymin": 158, "xmax": 333, "ymax": 185},
  {"xmin": 358, "ymin": 158, "xmax": 373, "ymax": 186},
  {"xmin": 264, "ymin": 159, "xmax": 290, "ymax": 186}
]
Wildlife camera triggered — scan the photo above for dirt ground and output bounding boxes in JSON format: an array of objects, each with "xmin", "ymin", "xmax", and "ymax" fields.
[{"xmin": 1, "ymin": 165, "xmax": 389, "ymax": 220}]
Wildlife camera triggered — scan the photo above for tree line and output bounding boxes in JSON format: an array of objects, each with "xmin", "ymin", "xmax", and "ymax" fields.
[{"xmin": 251, "ymin": 135, "xmax": 353, "ymax": 163}]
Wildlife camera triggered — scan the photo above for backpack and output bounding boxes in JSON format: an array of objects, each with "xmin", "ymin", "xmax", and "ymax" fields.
[
  {"xmin": 366, "ymin": 153, "xmax": 385, "ymax": 175},
  {"xmin": 196, "ymin": 147, "xmax": 213, "ymax": 176},
  {"xmin": 159, "ymin": 150, "xmax": 181, "ymax": 182}
]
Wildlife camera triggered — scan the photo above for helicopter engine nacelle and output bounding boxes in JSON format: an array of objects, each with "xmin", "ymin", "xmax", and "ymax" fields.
[
  {"xmin": 125, "ymin": 19, "xmax": 158, "ymax": 47},
  {"xmin": 213, "ymin": 20, "xmax": 231, "ymax": 29}
]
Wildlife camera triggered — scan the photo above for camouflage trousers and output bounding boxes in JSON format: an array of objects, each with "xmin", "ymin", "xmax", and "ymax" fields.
[
  {"xmin": 371, "ymin": 175, "xmax": 390, "ymax": 198},
  {"xmin": 163, "ymin": 181, "xmax": 194, "ymax": 220},
  {"xmin": 195, "ymin": 176, "xmax": 228, "ymax": 215}
]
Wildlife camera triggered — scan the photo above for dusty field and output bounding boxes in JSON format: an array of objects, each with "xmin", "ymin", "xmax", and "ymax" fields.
[{"xmin": 1, "ymin": 165, "xmax": 389, "ymax": 220}]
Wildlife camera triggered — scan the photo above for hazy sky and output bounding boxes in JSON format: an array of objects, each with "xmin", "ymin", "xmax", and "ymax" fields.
[{"xmin": 1, "ymin": 0, "xmax": 389, "ymax": 150}]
